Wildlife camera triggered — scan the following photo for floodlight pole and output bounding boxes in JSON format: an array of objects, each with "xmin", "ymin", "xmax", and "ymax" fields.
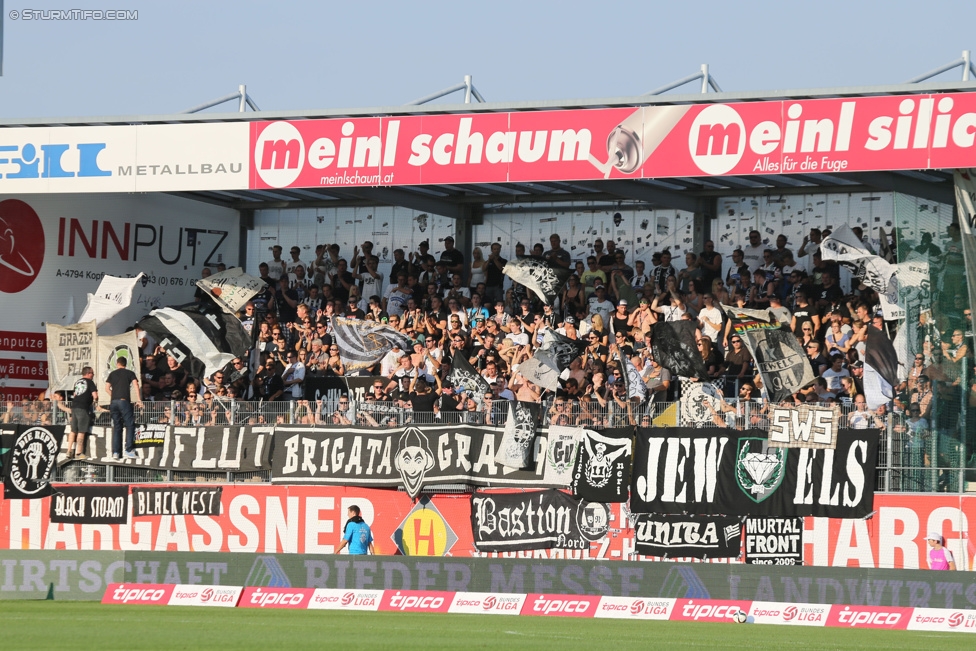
[
  {"xmin": 407, "ymin": 75, "xmax": 486, "ymax": 105},
  {"xmin": 180, "ymin": 85, "xmax": 261, "ymax": 114},
  {"xmin": 905, "ymin": 50, "xmax": 976, "ymax": 83},
  {"xmin": 644, "ymin": 64, "xmax": 723, "ymax": 96}
]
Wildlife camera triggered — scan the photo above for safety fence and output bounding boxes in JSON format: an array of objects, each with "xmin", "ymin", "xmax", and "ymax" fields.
[{"xmin": 2, "ymin": 398, "xmax": 971, "ymax": 493}]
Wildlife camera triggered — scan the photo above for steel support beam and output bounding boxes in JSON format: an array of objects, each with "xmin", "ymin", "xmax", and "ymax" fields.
[
  {"xmin": 576, "ymin": 179, "xmax": 713, "ymax": 215},
  {"xmin": 841, "ymin": 172, "xmax": 954, "ymax": 205}
]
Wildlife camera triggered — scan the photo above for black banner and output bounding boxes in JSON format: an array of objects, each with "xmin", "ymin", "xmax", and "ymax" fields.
[
  {"xmin": 271, "ymin": 424, "xmax": 559, "ymax": 496},
  {"xmin": 471, "ymin": 489, "xmax": 610, "ymax": 552},
  {"xmin": 651, "ymin": 321, "xmax": 707, "ymax": 379},
  {"xmin": 743, "ymin": 517, "xmax": 804, "ymax": 565},
  {"xmin": 630, "ymin": 427, "xmax": 877, "ymax": 518},
  {"xmin": 632, "ymin": 514, "xmax": 742, "ymax": 559},
  {"xmin": 133, "ymin": 424, "xmax": 168, "ymax": 448},
  {"xmin": 49, "ymin": 485, "xmax": 129, "ymax": 524},
  {"xmin": 570, "ymin": 428, "xmax": 632, "ymax": 503},
  {"xmin": 303, "ymin": 374, "xmax": 348, "ymax": 403},
  {"xmin": 131, "ymin": 487, "xmax": 223, "ymax": 517},
  {"xmin": 84, "ymin": 426, "xmax": 272, "ymax": 472},
  {"xmin": 2, "ymin": 425, "xmax": 65, "ymax": 499}
]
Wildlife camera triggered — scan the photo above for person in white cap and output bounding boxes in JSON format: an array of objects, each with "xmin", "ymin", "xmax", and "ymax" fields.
[{"xmin": 925, "ymin": 532, "xmax": 956, "ymax": 570}]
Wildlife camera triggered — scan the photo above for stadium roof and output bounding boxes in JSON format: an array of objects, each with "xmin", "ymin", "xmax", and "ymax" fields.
[{"xmin": 4, "ymin": 79, "xmax": 973, "ymax": 216}]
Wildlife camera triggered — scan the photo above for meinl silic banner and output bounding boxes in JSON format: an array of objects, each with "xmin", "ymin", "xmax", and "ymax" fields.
[
  {"xmin": 570, "ymin": 428, "xmax": 632, "ymax": 503},
  {"xmin": 271, "ymin": 424, "xmax": 559, "ymax": 496},
  {"xmin": 743, "ymin": 517, "xmax": 804, "ymax": 565},
  {"xmin": 130, "ymin": 487, "xmax": 223, "ymax": 517},
  {"xmin": 470, "ymin": 490, "xmax": 611, "ymax": 552},
  {"xmin": 49, "ymin": 485, "xmax": 129, "ymax": 524},
  {"xmin": 631, "ymin": 514, "xmax": 742, "ymax": 559},
  {"xmin": 84, "ymin": 426, "xmax": 272, "ymax": 472},
  {"xmin": 2, "ymin": 425, "xmax": 65, "ymax": 499},
  {"xmin": 630, "ymin": 427, "xmax": 877, "ymax": 518}
]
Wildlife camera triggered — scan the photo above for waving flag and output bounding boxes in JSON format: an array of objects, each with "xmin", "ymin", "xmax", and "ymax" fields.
[
  {"xmin": 331, "ymin": 316, "xmax": 412, "ymax": 372},
  {"xmin": 821, "ymin": 224, "xmax": 894, "ymax": 293},
  {"xmin": 77, "ymin": 273, "xmax": 145, "ymax": 327},
  {"xmin": 137, "ymin": 302, "xmax": 249, "ymax": 380},
  {"xmin": 496, "ymin": 401, "xmax": 537, "ymax": 469},
  {"xmin": 196, "ymin": 268, "xmax": 267, "ymax": 314},
  {"xmin": 519, "ymin": 329, "xmax": 587, "ymax": 391},
  {"xmin": 446, "ymin": 352, "xmax": 492, "ymax": 407},
  {"xmin": 954, "ymin": 170, "xmax": 976, "ymax": 329},
  {"xmin": 723, "ymin": 305, "xmax": 814, "ymax": 403},
  {"xmin": 651, "ymin": 321, "xmax": 707, "ymax": 380},
  {"xmin": 503, "ymin": 256, "xmax": 573, "ymax": 305}
]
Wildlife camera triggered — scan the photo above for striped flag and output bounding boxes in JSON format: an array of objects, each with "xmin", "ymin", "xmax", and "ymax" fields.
[
  {"xmin": 137, "ymin": 303, "xmax": 249, "ymax": 380},
  {"xmin": 331, "ymin": 316, "xmax": 412, "ymax": 372},
  {"xmin": 502, "ymin": 256, "xmax": 573, "ymax": 305}
]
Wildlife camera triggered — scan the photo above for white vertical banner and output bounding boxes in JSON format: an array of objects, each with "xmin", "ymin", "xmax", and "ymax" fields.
[
  {"xmin": 77, "ymin": 273, "xmax": 145, "ymax": 327},
  {"xmin": 95, "ymin": 331, "xmax": 142, "ymax": 404},
  {"xmin": 45, "ymin": 321, "xmax": 97, "ymax": 392}
]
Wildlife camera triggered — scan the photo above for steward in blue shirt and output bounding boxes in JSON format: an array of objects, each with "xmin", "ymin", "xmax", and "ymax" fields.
[{"xmin": 337, "ymin": 505, "xmax": 375, "ymax": 555}]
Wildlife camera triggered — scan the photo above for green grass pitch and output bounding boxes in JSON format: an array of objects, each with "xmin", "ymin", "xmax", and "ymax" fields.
[{"xmin": 2, "ymin": 602, "xmax": 973, "ymax": 650}]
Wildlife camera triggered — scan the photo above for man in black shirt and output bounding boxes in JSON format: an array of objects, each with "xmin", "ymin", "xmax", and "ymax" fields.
[
  {"xmin": 484, "ymin": 242, "xmax": 507, "ymax": 306},
  {"xmin": 439, "ymin": 236, "xmax": 465, "ymax": 277},
  {"xmin": 699, "ymin": 240, "xmax": 722, "ymax": 291},
  {"xmin": 105, "ymin": 357, "xmax": 141, "ymax": 459},
  {"xmin": 66, "ymin": 366, "xmax": 98, "ymax": 460}
]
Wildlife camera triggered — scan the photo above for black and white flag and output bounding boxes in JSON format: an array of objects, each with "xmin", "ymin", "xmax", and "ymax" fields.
[
  {"xmin": 332, "ymin": 316, "xmax": 412, "ymax": 373},
  {"xmin": 620, "ymin": 351, "xmax": 647, "ymax": 402},
  {"xmin": 471, "ymin": 489, "xmax": 610, "ymax": 552},
  {"xmin": 651, "ymin": 321, "xmax": 707, "ymax": 379},
  {"xmin": 953, "ymin": 170, "xmax": 976, "ymax": 327},
  {"xmin": 632, "ymin": 514, "xmax": 742, "ymax": 559},
  {"xmin": 50, "ymin": 485, "xmax": 129, "ymax": 524},
  {"xmin": 503, "ymin": 256, "xmax": 573, "ymax": 305},
  {"xmin": 543, "ymin": 425, "xmax": 581, "ymax": 486},
  {"xmin": 137, "ymin": 302, "xmax": 249, "ymax": 380},
  {"xmin": 495, "ymin": 401, "xmax": 537, "ymax": 469},
  {"xmin": 678, "ymin": 380, "xmax": 724, "ymax": 426},
  {"xmin": 446, "ymin": 352, "xmax": 491, "ymax": 406},
  {"xmin": 2, "ymin": 425, "xmax": 65, "ymax": 499},
  {"xmin": 767, "ymin": 405, "xmax": 839, "ymax": 449},
  {"xmin": 519, "ymin": 329, "xmax": 586, "ymax": 391},
  {"xmin": 724, "ymin": 306, "xmax": 814, "ymax": 402},
  {"xmin": 570, "ymin": 427, "xmax": 632, "ymax": 503},
  {"xmin": 743, "ymin": 517, "xmax": 803, "ymax": 565}
]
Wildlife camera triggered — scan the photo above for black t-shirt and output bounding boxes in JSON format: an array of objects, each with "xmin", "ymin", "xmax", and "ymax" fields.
[
  {"xmin": 440, "ymin": 248, "xmax": 465, "ymax": 271},
  {"xmin": 409, "ymin": 391, "xmax": 438, "ymax": 413},
  {"xmin": 106, "ymin": 368, "xmax": 138, "ymax": 401},
  {"xmin": 792, "ymin": 307, "xmax": 814, "ymax": 334},
  {"xmin": 611, "ymin": 314, "xmax": 629, "ymax": 336},
  {"xmin": 71, "ymin": 377, "xmax": 97, "ymax": 410},
  {"xmin": 485, "ymin": 256, "xmax": 507, "ymax": 287},
  {"xmin": 700, "ymin": 250, "xmax": 721, "ymax": 287},
  {"xmin": 817, "ymin": 284, "xmax": 844, "ymax": 312}
]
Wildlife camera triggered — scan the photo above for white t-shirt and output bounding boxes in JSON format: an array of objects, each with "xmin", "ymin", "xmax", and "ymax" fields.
[
  {"xmin": 822, "ymin": 367, "xmax": 851, "ymax": 392},
  {"xmin": 588, "ymin": 297, "xmax": 614, "ymax": 322},
  {"xmin": 698, "ymin": 306, "xmax": 723, "ymax": 342},
  {"xmin": 266, "ymin": 259, "xmax": 286, "ymax": 281},
  {"xmin": 282, "ymin": 362, "xmax": 306, "ymax": 398},
  {"xmin": 383, "ymin": 285, "xmax": 411, "ymax": 316},
  {"xmin": 357, "ymin": 273, "xmax": 384, "ymax": 310},
  {"xmin": 285, "ymin": 258, "xmax": 307, "ymax": 277},
  {"xmin": 660, "ymin": 305, "xmax": 686, "ymax": 322},
  {"xmin": 741, "ymin": 244, "xmax": 765, "ymax": 273}
]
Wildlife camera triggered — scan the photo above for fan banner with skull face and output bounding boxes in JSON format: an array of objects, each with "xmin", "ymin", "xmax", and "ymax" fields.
[
  {"xmin": 2, "ymin": 425, "xmax": 65, "ymax": 500},
  {"xmin": 570, "ymin": 427, "xmax": 633, "ymax": 503},
  {"xmin": 502, "ymin": 256, "xmax": 573, "ymax": 305},
  {"xmin": 630, "ymin": 427, "xmax": 877, "ymax": 518}
]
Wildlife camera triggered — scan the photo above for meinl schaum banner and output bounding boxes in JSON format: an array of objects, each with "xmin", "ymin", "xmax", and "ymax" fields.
[
  {"xmin": 49, "ymin": 485, "xmax": 129, "ymax": 524},
  {"xmin": 743, "ymin": 517, "xmax": 804, "ymax": 565},
  {"xmin": 470, "ymin": 489, "xmax": 611, "ymax": 552},
  {"xmin": 631, "ymin": 514, "xmax": 742, "ymax": 559},
  {"xmin": 271, "ymin": 425, "xmax": 561, "ymax": 497},
  {"xmin": 630, "ymin": 427, "xmax": 877, "ymax": 518},
  {"xmin": 130, "ymin": 487, "xmax": 222, "ymax": 517},
  {"xmin": 82, "ymin": 426, "xmax": 272, "ymax": 472}
]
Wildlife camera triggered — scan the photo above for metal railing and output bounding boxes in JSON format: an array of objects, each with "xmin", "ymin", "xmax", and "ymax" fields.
[{"xmin": 3, "ymin": 397, "xmax": 970, "ymax": 493}]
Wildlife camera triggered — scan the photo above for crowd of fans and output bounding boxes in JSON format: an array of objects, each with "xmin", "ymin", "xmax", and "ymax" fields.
[{"xmin": 106, "ymin": 225, "xmax": 971, "ymax": 439}]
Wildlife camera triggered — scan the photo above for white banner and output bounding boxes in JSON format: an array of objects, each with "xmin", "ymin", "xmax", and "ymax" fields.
[
  {"xmin": 45, "ymin": 321, "xmax": 97, "ymax": 391},
  {"xmin": 95, "ymin": 331, "xmax": 141, "ymax": 404},
  {"xmin": 77, "ymin": 273, "xmax": 144, "ymax": 327},
  {"xmin": 195, "ymin": 267, "xmax": 266, "ymax": 314}
]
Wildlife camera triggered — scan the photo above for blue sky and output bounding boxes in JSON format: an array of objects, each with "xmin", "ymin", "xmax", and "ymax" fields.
[{"xmin": 1, "ymin": 0, "xmax": 974, "ymax": 119}]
